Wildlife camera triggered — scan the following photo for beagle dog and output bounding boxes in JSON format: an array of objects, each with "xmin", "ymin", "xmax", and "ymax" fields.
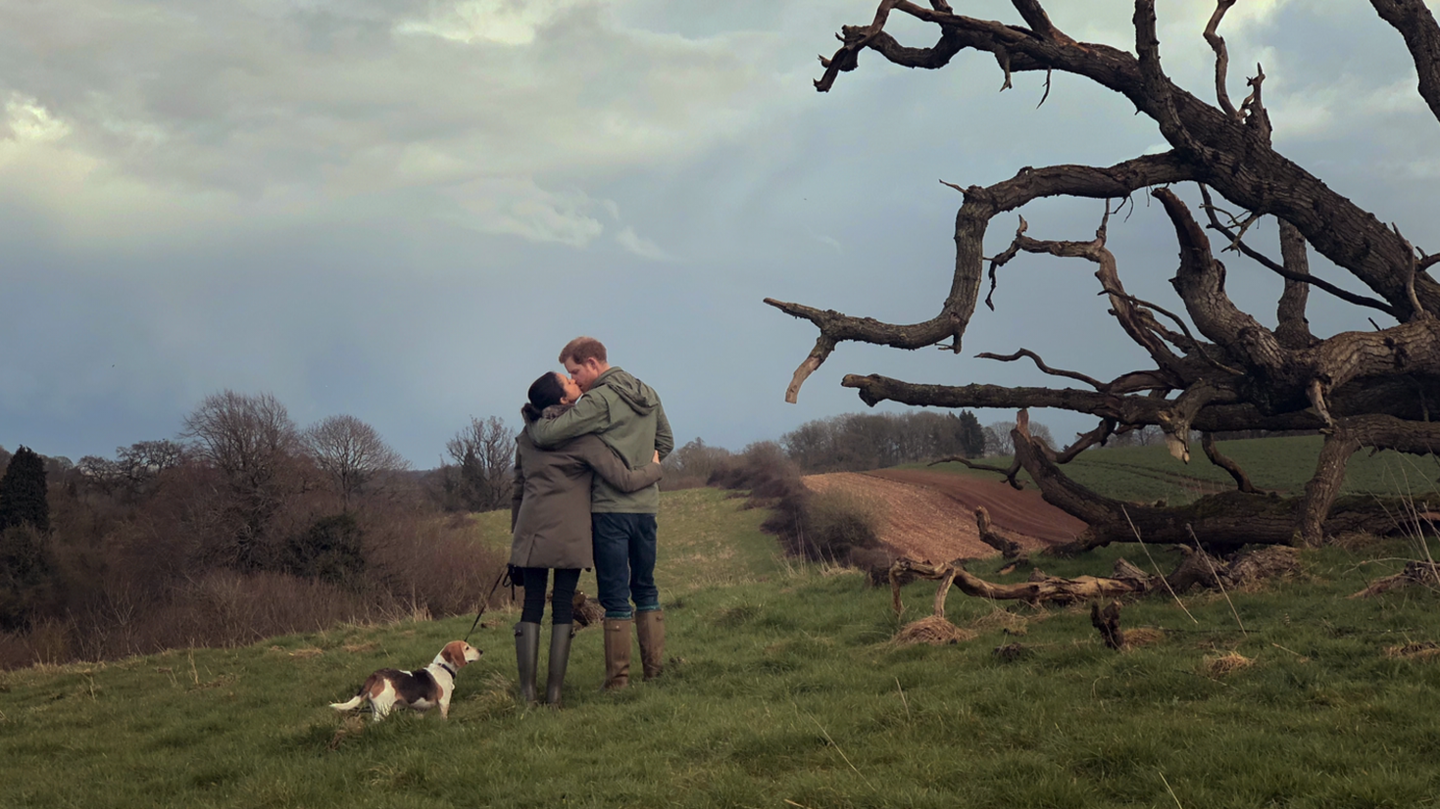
[{"xmin": 329, "ymin": 640, "xmax": 482, "ymax": 720}]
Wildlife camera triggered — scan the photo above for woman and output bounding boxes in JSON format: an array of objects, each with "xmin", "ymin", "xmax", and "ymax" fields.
[{"xmin": 509, "ymin": 370, "xmax": 663, "ymax": 707}]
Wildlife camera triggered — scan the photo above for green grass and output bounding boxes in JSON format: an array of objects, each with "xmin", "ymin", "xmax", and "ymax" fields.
[
  {"xmin": 923, "ymin": 435, "xmax": 1440, "ymax": 506},
  {"xmin": 6, "ymin": 487, "xmax": 1440, "ymax": 807}
]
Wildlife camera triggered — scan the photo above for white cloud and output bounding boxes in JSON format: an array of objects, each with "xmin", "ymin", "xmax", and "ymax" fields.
[
  {"xmin": 3, "ymin": 94, "xmax": 70, "ymax": 142},
  {"xmin": 0, "ymin": 94, "xmax": 241, "ymax": 249},
  {"xmin": 1271, "ymin": 77, "xmax": 1430, "ymax": 140},
  {"xmin": 448, "ymin": 176, "xmax": 606, "ymax": 247},
  {"xmin": 1068, "ymin": 0, "xmax": 1297, "ymax": 46},
  {"xmin": 0, "ymin": 0, "xmax": 799, "ymax": 250},
  {"xmin": 396, "ymin": 0, "xmax": 589, "ymax": 46},
  {"xmin": 807, "ymin": 230, "xmax": 843, "ymax": 253},
  {"xmin": 614, "ymin": 225, "xmax": 672, "ymax": 260}
]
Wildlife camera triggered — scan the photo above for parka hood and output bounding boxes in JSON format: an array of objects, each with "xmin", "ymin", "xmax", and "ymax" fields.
[{"xmin": 592, "ymin": 367, "xmax": 660, "ymax": 416}]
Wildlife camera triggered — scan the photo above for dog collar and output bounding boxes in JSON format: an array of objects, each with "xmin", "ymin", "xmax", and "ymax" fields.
[{"xmin": 437, "ymin": 662, "xmax": 458, "ymax": 679}]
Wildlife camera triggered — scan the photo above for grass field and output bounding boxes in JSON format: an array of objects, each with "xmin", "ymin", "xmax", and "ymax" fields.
[
  {"xmin": 6, "ymin": 485, "xmax": 1440, "ymax": 807},
  {"xmin": 924, "ymin": 435, "xmax": 1440, "ymax": 507}
]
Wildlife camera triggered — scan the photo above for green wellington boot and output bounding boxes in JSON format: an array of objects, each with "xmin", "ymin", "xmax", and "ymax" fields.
[
  {"xmin": 514, "ymin": 622, "xmax": 541, "ymax": 705},
  {"xmin": 545, "ymin": 623, "xmax": 574, "ymax": 707}
]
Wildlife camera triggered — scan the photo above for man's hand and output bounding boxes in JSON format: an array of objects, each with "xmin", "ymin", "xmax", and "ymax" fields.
[{"xmin": 652, "ymin": 450, "xmax": 660, "ymax": 464}]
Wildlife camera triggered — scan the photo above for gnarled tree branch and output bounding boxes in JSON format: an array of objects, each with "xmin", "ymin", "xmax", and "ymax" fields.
[{"xmin": 782, "ymin": 3, "xmax": 1440, "ymax": 549}]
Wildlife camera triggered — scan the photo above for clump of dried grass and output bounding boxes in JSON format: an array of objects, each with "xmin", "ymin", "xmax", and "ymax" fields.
[
  {"xmin": 327, "ymin": 715, "xmax": 366, "ymax": 751},
  {"xmin": 894, "ymin": 614, "xmax": 976, "ymax": 647},
  {"xmin": 1200, "ymin": 651, "xmax": 1254, "ymax": 678},
  {"xmin": 268, "ymin": 645, "xmax": 324, "ymax": 659},
  {"xmin": 968, "ymin": 609, "xmax": 1029, "ymax": 635},
  {"xmin": 1122, "ymin": 627, "xmax": 1168, "ymax": 648},
  {"xmin": 1385, "ymin": 641, "xmax": 1440, "ymax": 661},
  {"xmin": 1224, "ymin": 546, "xmax": 1302, "ymax": 591},
  {"xmin": 466, "ymin": 670, "xmax": 523, "ymax": 717}
]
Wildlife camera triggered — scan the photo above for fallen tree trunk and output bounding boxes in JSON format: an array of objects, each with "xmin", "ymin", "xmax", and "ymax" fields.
[
  {"xmin": 1011, "ymin": 423, "xmax": 1408, "ymax": 551},
  {"xmin": 888, "ymin": 546, "xmax": 1299, "ymax": 613},
  {"xmin": 889, "ymin": 556, "xmax": 1154, "ymax": 613},
  {"xmin": 773, "ymin": 2, "xmax": 1440, "ymax": 551}
]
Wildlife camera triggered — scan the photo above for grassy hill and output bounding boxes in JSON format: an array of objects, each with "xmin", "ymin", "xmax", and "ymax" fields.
[
  {"xmin": 923, "ymin": 434, "xmax": 1440, "ymax": 507},
  {"xmin": 5, "ymin": 486, "xmax": 1440, "ymax": 807}
]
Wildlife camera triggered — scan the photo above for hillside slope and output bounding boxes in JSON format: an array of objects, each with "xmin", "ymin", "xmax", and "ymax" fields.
[
  {"xmin": 6, "ymin": 487, "xmax": 1440, "ymax": 807},
  {"xmin": 804, "ymin": 469, "xmax": 1084, "ymax": 562}
]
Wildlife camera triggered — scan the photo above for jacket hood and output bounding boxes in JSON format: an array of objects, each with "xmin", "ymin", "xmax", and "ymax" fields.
[
  {"xmin": 593, "ymin": 367, "xmax": 660, "ymax": 416},
  {"xmin": 521, "ymin": 402, "xmax": 575, "ymax": 423}
]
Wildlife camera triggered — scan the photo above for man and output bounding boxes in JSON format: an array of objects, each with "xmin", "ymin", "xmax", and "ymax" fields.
[{"xmin": 526, "ymin": 336, "xmax": 673, "ymax": 689}]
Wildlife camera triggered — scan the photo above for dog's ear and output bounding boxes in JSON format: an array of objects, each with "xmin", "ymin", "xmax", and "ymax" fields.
[{"xmin": 442, "ymin": 641, "xmax": 467, "ymax": 668}]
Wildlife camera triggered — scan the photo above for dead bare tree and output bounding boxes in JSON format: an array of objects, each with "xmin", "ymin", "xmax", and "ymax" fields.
[
  {"xmin": 770, "ymin": 0, "xmax": 1440, "ymax": 548},
  {"xmin": 441, "ymin": 416, "xmax": 516, "ymax": 513},
  {"xmin": 303, "ymin": 415, "xmax": 409, "ymax": 510},
  {"xmin": 180, "ymin": 390, "xmax": 307, "ymax": 570}
]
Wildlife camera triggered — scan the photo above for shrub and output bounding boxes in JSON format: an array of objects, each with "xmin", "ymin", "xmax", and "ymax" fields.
[
  {"xmin": 176, "ymin": 570, "xmax": 369, "ymax": 646},
  {"xmin": 761, "ymin": 488, "xmax": 884, "ymax": 563},
  {"xmin": 709, "ymin": 441, "xmax": 881, "ymax": 563},
  {"xmin": 0, "ymin": 446, "xmax": 50, "ymax": 533},
  {"xmin": 0, "ymin": 524, "xmax": 59, "ymax": 630},
  {"xmin": 799, "ymin": 490, "xmax": 883, "ymax": 559},
  {"xmin": 362, "ymin": 510, "xmax": 507, "ymax": 618},
  {"xmin": 661, "ymin": 438, "xmax": 732, "ymax": 491},
  {"xmin": 284, "ymin": 513, "xmax": 365, "ymax": 586},
  {"xmin": 708, "ymin": 441, "xmax": 802, "ymax": 501}
]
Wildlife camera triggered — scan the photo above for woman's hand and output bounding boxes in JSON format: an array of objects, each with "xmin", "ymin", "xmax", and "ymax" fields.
[{"xmin": 652, "ymin": 450, "xmax": 660, "ymax": 464}]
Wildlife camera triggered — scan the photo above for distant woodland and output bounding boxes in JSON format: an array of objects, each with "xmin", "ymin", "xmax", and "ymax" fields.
[
  {"xmin": 2, "ymin": 394, "xmax": 1031, "ymax": 668},
  {"xmin": 0, "ymin": 391, "xmax": 513, "ymax": 669}
]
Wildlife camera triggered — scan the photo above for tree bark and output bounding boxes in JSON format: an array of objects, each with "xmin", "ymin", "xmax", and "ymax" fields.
[{"xmin": 778, "ymin": 2, "xmax": 1440, "ymax": 549}]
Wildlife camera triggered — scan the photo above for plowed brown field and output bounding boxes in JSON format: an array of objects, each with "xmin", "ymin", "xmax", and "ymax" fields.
[{"xmin": 803, "ymin": 468, "xmax": 1087, "ymax": 563}]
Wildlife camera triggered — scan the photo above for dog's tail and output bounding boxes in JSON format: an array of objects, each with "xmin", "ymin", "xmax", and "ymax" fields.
[{"xmin": 330, "ymin": 694, "xmax": 365, "ymax": 712}]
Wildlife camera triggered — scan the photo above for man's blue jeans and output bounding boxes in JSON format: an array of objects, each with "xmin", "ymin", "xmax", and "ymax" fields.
[{"xmin": 592, "ymin": 513, "xmax": 659, "ymax": 620}]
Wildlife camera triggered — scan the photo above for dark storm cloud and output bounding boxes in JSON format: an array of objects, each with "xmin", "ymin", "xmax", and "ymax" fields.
[{"xmin": 3, "ymin": 0, "xmax": 1439, "ymax": 465}]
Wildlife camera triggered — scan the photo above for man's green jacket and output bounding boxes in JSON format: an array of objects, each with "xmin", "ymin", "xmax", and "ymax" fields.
[{"xmin": 526, "ymin": 367, "xmax": 673, "ymax": 513}]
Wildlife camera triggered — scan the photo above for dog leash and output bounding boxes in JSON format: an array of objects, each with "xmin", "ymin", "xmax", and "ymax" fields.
[{"xmin": 463, "ymin": 566, "xmax": 514, "ymax": 644}]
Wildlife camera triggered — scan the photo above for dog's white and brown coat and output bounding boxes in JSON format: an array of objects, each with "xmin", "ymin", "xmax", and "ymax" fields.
[{"xmin": 329, "ymin": 640, "xmax": 481, "ymax": 720}]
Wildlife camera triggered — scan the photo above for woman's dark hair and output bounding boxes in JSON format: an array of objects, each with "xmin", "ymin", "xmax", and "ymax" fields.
[{"xmin": 522, "ymin": 372, "xmax": 567, "ymax": 422}]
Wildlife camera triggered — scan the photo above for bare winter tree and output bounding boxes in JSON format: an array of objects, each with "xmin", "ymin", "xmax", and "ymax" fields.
[
  {"xmin": 982, "ymin": 422, "xmax": 1015, "ymax": 458},
  {"xmin": 662, "ymin": 438, "xmax": 733, "ymax": 489},
  {"xmin": 78, "ymin": 440, "xmax": 188, "ymax": 500},
  {"xmin": 303, "ymin": 415, "xmax": 409, "ymax": 510},
  {"xmin": 769, "ymin": 0, "xmax": 1440, "ymax": 549},
  {"xmin": 442, "ymin": 416, "xmax": 516, "ymax": 513},
  {"xmin": 183, "ymin": 391, "xmax": 300, "ymax": 479},
  {"xmin": 982, "ymin": 420, "xmax": 1053, "ymax": 457},
  {"xmin": 180, "ymin": 390, "xmax": 305, "ymax": 569}
]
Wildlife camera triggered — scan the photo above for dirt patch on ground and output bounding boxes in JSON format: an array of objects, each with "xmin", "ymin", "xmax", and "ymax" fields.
[{"xmin": 803, "ymin": 469, "xmax": 1086, "ymax": 563}]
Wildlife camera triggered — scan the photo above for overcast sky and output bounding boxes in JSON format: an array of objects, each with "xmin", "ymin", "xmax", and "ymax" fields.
[{"xmin": 3, "ymin": 0, "xmax": 1439, "ymax": 468}]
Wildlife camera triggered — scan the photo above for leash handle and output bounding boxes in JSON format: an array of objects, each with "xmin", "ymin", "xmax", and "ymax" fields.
[{"xmin": 462, "ymin": 566, "xmax": 513, "ymax": 643}]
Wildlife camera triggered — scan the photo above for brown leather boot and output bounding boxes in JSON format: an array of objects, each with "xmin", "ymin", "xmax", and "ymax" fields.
[
  {"xmin": 602, "ymin": 618, "xmax": 632, "ymax": 690},
  {"xmin": 635, "ymin": 610, "xmax": 665, "ymax": 681}
]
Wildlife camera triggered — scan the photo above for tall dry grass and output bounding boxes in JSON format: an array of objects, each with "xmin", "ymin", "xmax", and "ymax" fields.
[{"xmin": 1, "ymin": 466, "xmax": 507, "ymax": 670}]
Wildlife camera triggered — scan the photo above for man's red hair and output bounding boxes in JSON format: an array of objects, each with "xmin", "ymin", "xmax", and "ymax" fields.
[{"xmin": 559, "ymin": 336, "xmax": 607, "ymax": 365}]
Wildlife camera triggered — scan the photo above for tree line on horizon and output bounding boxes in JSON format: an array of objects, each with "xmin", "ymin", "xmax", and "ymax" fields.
[
  {"xmin": 0, "ymin": 390, "xmax": 1192, "ymax": 668},
  {"xmin": 659, "ymin": 410, "xmax": 1056, "ymax": 490},
  {"xmin": 0, "ymin": 390, "xmax": 513, "ymax": 669}
]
